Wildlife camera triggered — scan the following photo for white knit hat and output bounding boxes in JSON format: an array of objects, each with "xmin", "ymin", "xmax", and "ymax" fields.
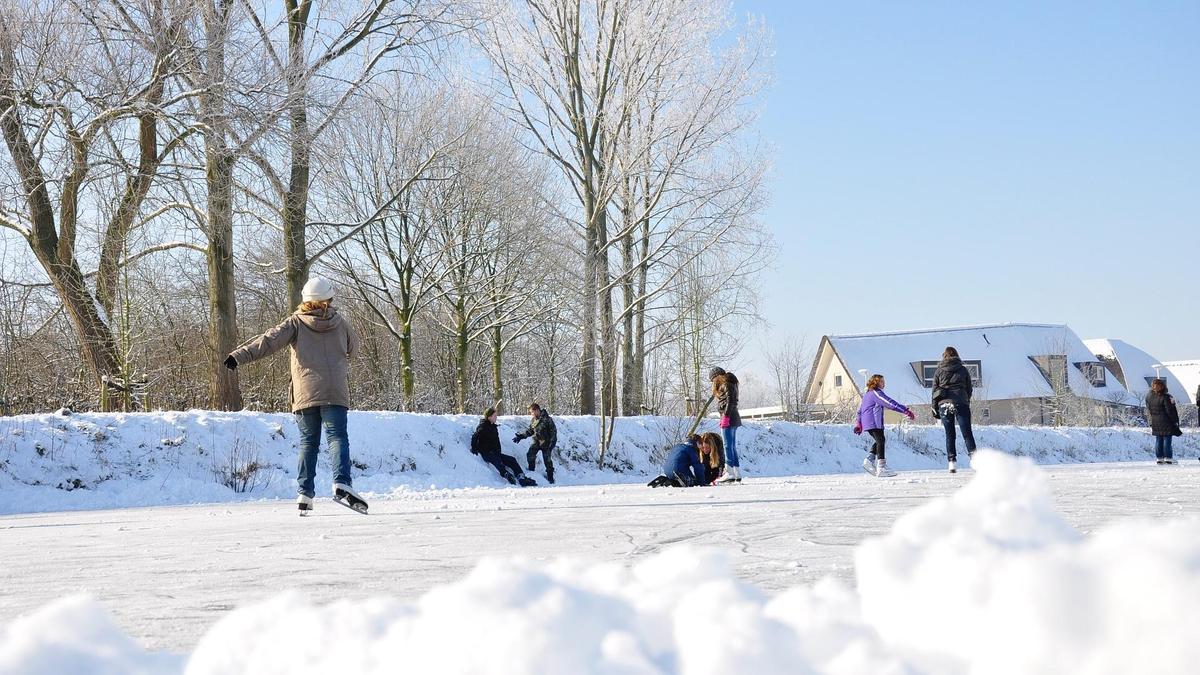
[{"xmin": 301, "ymin": 277, "xmax": 335, "ymax": 302}]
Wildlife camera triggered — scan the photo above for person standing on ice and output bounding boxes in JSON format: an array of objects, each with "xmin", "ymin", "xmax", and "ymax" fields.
[
  {"xmin": 931, "ymin": 346, "xmax": 977, "ymax": 473},
  {"xmin": 223, "ymin": 277, "xmax": 367, "ymax": 514},
  {"xmin": 472, "ymin": 407, "xmax": 537, "ymax": 486},
  {"xmin": 710, "ymin": 367, "xmax": 743, "ymax": 483},
  {"xmin": 854, "ymin": 374, "xmax": 916, "ymax": 477},
  {"xmin": 513, "ymin": 402, "xmax": 558, "ymax": 483},
  {"xmin": 1145, "ymin": 378, "xmax": 1181, "ymax": 465}
]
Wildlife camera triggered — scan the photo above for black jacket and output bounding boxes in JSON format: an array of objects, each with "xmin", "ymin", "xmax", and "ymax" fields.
[
  {"xmin": 931, "ymin": 357, "xmax": 973, "ymax": 408},
  {"xmin": 1195, "ymin": 385, "xmax": 1199, "ymax": 407},
  {"xmin": 1145, "ymin": 391, "xmax": 1180, "ymax": 437},
  {"xmin": 471, "ymin": 419, "xmax": 502, "ymax": 455},
  {"xmin": 516, "ymin": 410, "xmax": 557, "ymax": 449}
]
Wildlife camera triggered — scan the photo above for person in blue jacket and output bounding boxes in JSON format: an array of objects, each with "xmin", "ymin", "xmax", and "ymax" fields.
[{"xmin": 649, "ymin": 436, "xmax": 708, "ymax": 487}]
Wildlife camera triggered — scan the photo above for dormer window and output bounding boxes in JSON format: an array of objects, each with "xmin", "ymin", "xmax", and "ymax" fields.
[{"xmin": 1074, "ymin": 361, "xmax": 1107, "ymax": 387}]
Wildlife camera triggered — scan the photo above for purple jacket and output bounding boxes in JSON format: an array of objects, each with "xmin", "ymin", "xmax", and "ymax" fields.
[{"xmin": 855, "ymin": 388, "xmax": 911, "ymax": 431}]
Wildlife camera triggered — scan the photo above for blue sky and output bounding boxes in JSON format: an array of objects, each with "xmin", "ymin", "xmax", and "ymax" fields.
[{"xmin": 737, "ymin": 1, "xmax": 1199, "ymax": 370}]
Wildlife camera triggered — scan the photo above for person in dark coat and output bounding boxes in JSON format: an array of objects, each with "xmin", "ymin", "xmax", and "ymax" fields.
[
  {"xmin": 513, "ymin": 403, "xmax": 558, "ymax": 483},
  {"xmin": 652, "ymin": 436, "xmax": 707, "ymax": 487},
  {"xmin": 698, "ymin": 432, "xmax": 725, "ymax": 485},
  {"xmin": 1145, "ymin": 379, "xmax": 1182, "ymax": 464},
  {"xmin": 472, "ymin": 408, "xmax": 537, "ymax": 486},
  {"xmin": 931, "ymin": 346, "xmax": 977, "ymax": 473},
  {"xmin": 710, "ymin": 367, "xmax": 743, "ymax": 483}
]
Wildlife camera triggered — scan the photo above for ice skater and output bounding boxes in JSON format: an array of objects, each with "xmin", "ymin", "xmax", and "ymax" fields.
[
  {"xmin": 513, "ymin": 403, "xmax": 558, "ymax": 483},
  {"xmin": 1145, "ymin": 378, "xmax": 1182, "ymax": 464},
  {"xmin": 471, "ymin": 407, "xmax": 537, "ymax": 486},
  {"xmin": 710, "ymin": 366, "xmax": 743, "ymax": 483},
  {"xmin": 854, "ymin": 374, "xmax": 916, "ymax": 477},
  {"xmin": 698, "ymin": 432, "xmax": 725, "ymax": 485},
  {"xmin": 224, "ymin": 277, "xmax": 367, "ymax": 514},
  {"xmin": 931, "ymin": 346, "xmax": 977, "ymax": 473}
]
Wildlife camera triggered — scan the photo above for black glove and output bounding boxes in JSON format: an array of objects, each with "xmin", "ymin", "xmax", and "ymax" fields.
[
  {"xmin": 931, "ymin": 404, "xmax": 940, "ymax": 420},
  {"xmin": 512, "ymin": 435, "xmax": 522, "ymax": 443},
  {"xmin": 223, "ymin": 355, "xmax": 238, "ymax": 370}
]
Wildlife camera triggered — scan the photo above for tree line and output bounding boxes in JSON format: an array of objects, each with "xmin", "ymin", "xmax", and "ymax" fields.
[{"xmin": 0, "ymin": 0, "xmax": 773, "ymax": 420}]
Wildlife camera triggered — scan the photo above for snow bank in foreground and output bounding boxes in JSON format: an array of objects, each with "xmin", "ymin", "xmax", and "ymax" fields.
[
  {"xmin": 4, "ymin": 452, "xmax": 1200, "ymax": 674},
  {"xmin": 2, "ymin": 409, "xmax": 1195, "ymax": 514}
]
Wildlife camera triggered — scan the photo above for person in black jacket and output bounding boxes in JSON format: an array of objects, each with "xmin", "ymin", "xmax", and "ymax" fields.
[
  {"xmin": 513, "ymin": 403, "xmax": 558, "ymax": 483},
  {"xmin": 931, "ymin": 346, "xmax": 977, "ymax": 473},
  {"xmin": 472, "ymin": 408, "xmax": 537, "ymax": 486},
  {"xmin": 1144, "ymin": 379, "xmax": 1181, "ymax": 465}
]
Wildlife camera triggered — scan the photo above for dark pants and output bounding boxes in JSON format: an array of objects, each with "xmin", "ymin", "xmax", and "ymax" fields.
[
  {"xmin": 480, "ymin": 452, "xmax": 523, "ymax": 483},
  {"xmin": 867, "ymin": 429, "xmax": 886, "ymax": 460},
  {"xmin": 939, "ymin": 402, "xmax": 977, "ymax": 462},
  {"xmin": 1154, "ymin": 435, "xmax": 1173, "ymax": 460},
  {"xmin": 527, "ymin": 442, "xmax": 555, "ymax": 477},
  {"xmin": 294, "ymin": 405, "xmax": 352, "ymax": 498}
]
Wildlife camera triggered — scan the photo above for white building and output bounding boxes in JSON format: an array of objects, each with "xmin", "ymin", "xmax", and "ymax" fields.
[
  {"xmin": 1083, "ymin": 338, "xmax": 1188, "ymax": 402},
  {"xmin": 804, "ymin": 323, "xmax": 1132, "ymax": 425},
  {"xmin": 1162, "ymin": 360, "xmax": 1200, "ymax": 405}
]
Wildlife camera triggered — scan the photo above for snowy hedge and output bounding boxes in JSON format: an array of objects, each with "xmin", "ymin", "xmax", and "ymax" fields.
[{"xmin": 0, "ymin": 409, "xmax": 1196, "ymax": 514}]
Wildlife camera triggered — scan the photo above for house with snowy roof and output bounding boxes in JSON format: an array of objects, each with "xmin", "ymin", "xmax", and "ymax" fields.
[
  {"xmin": 1083, "ymin": 339, "xmax": 1188, "ymax": 401},
  {"xmin": 804, "ymin": 323, "xmax": 1133, "ymax": 425},
  {"xmin": 1162, "ymin": 360, "xmax": 1200, "ymax": 409}
]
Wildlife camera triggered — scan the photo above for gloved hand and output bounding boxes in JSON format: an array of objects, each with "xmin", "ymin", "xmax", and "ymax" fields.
[
  {"xmin": 931, "ymin": 405, "xmax": 941, "ymax": 420},
  {"xmin": 905, "ymin": 409, "xmax": 916, "ymax": 420},
  {"xmin": 853, "ymin": 423, "xmax": 862, "ymax": 435},
  {"xmin": 512, "ymin": 435, "xmax": 522, "ymax": 443},
  {"xmin": 223, "ymin": 355, "xmax": 238, "ymax": 370}
]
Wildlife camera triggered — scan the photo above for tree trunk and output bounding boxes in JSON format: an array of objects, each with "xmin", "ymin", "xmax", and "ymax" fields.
[
  {"xmin": 207, "ymin": 152, "xmax": 242, "ymax": 410},
  {"xmin": 579, "ymin": 187, "xmax": 599, "ymax": 415},
  {"xmin": 492, "ymin": 323, "xmax": 503, "ymax": 410},
  {"xmin": 454, "ymin": 305, "xmax": 469, "ymax": 414},
  {"xmin": 283, "ymin": 0, "xmax": 314, "ymax": 309},
  {"xmin": 399, "ymin": 319, "xmax": 414, "ymax": 411}
]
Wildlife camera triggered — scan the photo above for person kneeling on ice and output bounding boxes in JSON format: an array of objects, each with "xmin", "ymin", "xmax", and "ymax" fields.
[
  {"xmin": 224, "ymin": 277, "xmax": 368, "ymax": 515},
  {"xmin": 649, "ymin": 436, "xmax": 708, "ymax": 487},
  {"xmin": 512, "ymin": 403, "xmax": 558, "ymax": 484},
  {"xmin": 471, "ymin": 408, "xmax": 537, "ymax": 486},
  {"xmin": 854, "ymin": 374, "xmax": 915, "ymax": 477},
  {"xmin": 698, "ymin": 432, "xmax": 725, "ymax": 485}
]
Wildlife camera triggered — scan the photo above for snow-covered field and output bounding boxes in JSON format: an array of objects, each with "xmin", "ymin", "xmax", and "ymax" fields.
[{"xmin": 2, "ymin": 412, "xmax": 1200, "ymax": 674}]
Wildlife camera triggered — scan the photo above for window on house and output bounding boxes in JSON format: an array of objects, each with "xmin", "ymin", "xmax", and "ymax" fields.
[
  {"xmin": 981, "ymin": 407, "xmax": 990, "ymax": 421},
  {"xmin": 1144, "ymin": 376, "xmax": 1157, "ymax": 388},
  {"xmin": 1029, "ymin": 354, "xmax": 1068, "ymax": 390},
  {"xmin": 834, "ymin": 375, "xmax": 843, "ymax": 387},
  {"xmin": 1073, "ymin": 361, "xmax": 1107, "ymax": 387},
  {"xmin": 911, "ymin": 360, "xmax": 983, "ymax": 388}
]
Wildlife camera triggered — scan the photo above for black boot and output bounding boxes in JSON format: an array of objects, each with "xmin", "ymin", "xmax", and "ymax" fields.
[{"xmin": 546, "ymin": 468, "xmax": 555, "ymax": 484}]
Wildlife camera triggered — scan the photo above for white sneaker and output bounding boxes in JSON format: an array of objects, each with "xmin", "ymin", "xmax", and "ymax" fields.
[
  {"xmin": 863, "ymin": 455, "xmax": 876, "ymax": 474},
  {"xmin": 875, "ymin": 459, "xmax": 896, "ymax": 477},
  {"xmin": 948, "ymin": 460, "xmax": 957, "ymax": 473}
]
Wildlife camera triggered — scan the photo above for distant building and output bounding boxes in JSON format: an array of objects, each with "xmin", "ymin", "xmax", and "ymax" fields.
[
  {"xmin": 1162, "ymin": 360, "xmax": 1200, "ymax": 404},
  {"xmin": 804, "ymin": 323, "xmax": 1133, "ymax": 425},
  {"xmin": 1084, "ymin": 339, "xmax": 1188, "ymax": 401}
]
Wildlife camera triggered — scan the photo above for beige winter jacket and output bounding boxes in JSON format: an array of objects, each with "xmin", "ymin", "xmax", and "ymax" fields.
[{"xmin": 230, "ymin": 307, "xmax": 360, "ymax": 412}]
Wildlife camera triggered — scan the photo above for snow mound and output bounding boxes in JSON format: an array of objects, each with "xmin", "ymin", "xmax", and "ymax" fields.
[{"xmin": 4, "ymin": 452, "xmax": 1200, "ymax": 674}]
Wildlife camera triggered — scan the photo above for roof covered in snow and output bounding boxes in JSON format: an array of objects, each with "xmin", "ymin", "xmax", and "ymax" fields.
[
  {"xmin": 815, "ymin": 323, "xmax": 1130, "ymax": 406},
  {"xmin": 1083, "ymin": 338, "xmax": 1187, "ymax": 400},
  {"xmin": 1161, "ymin": 360, "xmax": 1200, "ymax": 402}
]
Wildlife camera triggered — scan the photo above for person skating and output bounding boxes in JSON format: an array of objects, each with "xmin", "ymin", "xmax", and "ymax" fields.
[
  {"xmin": 513, "ymin": 403, "xmax": 557, "ymax": 483},
  {"xmin": 710, "ymin": 367, "xmax": 744, "ymax": 483},
  {"xmin": 854, "ymin": 374, "xmax": 916, "ymax": 477},
  {"xmin": 931, "ymin": 346, "xmax": 977, "ymax": 473},
  {"xmin": 1145, "ymin": 378, "xmax": 1182, "ymax": 465},
  {"xmin": 471, "ymin": 407, "xmax": 537, "ymax": 486},
  {"xmin": 649, "ymin": 436, "xmax": 708, "ymax": 487},
  {"xmin": 224, "ymin": 277, "xmax": 366, "ymax": 514}
]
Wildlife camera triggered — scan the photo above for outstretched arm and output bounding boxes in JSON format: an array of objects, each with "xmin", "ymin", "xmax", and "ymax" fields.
[
  {"xmin": 873, "ymin": 390, "xmax": 911, "ymax": 416},
  {"xmin": 229, "ymin": 317, "xmax": 297, "ymax": 366}
]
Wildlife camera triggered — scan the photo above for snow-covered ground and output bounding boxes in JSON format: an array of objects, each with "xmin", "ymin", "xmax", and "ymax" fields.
[
  {"xmin": 2, "ymin": 409, "xmax": 1196, "ymax": 514},
  {"xmin": 3, "ymin": 455, "xmax": 1200, "ymax": 674},
  {"xmin": 3, "ymin": 412, "xmax": 1200, "ymax": 673}
]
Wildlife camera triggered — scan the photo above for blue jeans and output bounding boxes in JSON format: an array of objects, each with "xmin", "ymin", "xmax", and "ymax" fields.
[
  {"xmin": 1154, "ymin": 435, "xmax": 1173, "ymax": 460},
  {"xmin": 939, "ymin": 402, "xmax": 977, "ymax": 462},
  {"xmin": 722, "ymin": 426, "xmax": 740, "ymax": 468},
  {"xmin": 295, "ymin": 405, "xmax": 352, "ymax": 497}
]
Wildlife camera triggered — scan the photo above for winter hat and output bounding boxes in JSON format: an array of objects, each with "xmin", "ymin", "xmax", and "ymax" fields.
[
  {"xmin": 708, "ymin": 366, "xmax": 726, "ymax": 381},
  {"xmin": 301, "ymin": 277, "xmax": 335, "ymax": 302}
]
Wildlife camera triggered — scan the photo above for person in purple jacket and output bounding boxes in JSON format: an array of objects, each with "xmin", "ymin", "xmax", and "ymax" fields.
[{"xmin": 854, "ymin": 374, "xmax": 916, "ymax": 477}]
